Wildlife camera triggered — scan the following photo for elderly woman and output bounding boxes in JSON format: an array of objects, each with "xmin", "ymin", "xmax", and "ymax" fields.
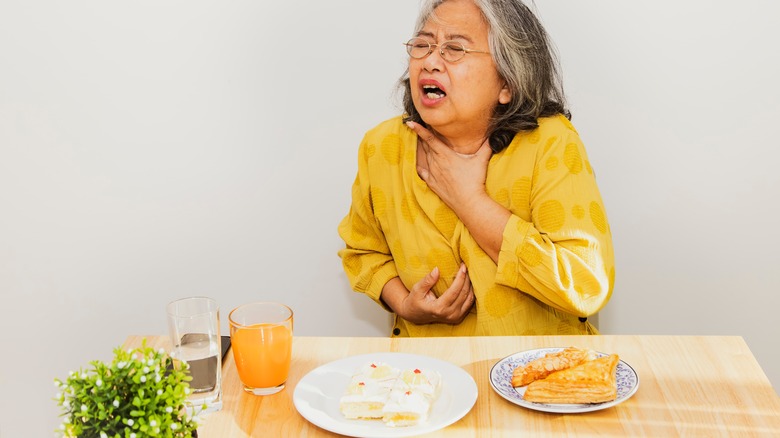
[{"xmin": 338, "ymin": 0, "xmax": 614, "ymax": 337}]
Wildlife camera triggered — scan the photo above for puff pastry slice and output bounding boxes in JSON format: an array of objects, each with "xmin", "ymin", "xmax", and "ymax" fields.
[
  {"xmin": 511, "ymin": 347, "xmax": 596, "ymax": 387},
  {"xmin": 522, "ymin": 354, "xmax": 619, "ymax": 404}
]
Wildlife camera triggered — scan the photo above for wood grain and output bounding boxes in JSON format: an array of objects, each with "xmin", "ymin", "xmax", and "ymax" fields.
[{"xmin": 123, "ymin": 335, "xmax": 780, "ymax": 437}]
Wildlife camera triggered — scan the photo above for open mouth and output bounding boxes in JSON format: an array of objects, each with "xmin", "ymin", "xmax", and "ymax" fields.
[{"xmin": 422, "ymin": 84, "xmax": 446, "ymax": 100}]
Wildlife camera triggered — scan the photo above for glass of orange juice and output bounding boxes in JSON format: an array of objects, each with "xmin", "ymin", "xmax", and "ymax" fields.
[{"xmin": 228, "ymin": 302, "xmax": 293, "ymax": 395}]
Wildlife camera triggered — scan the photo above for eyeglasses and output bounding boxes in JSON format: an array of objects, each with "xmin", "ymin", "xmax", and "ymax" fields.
[{"xmin": 404, "ymin": 37, "xmax": 490, "ymax": 63}]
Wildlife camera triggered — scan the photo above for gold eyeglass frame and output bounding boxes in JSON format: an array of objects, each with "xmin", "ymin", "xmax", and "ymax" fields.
[{"xmin": 404, "ymin": 37, "xmax": 490, "ymax": 63}]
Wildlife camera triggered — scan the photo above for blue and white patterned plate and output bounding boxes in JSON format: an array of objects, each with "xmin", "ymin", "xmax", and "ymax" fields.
[{"xmin": 490, "ymin": 347, "xmax": 639, "ymax": 413}]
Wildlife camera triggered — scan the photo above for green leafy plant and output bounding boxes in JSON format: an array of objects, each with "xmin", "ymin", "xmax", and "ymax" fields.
[{"xmin": 54, "ymin": 339, "xmax": 200, "ymax": 437}]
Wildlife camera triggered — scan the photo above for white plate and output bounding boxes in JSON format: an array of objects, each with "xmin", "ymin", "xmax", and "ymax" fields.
[
  {"xmin": 490, "ymin": 347, "xmax": 639, "ymax": 413},
  {"xmin": 293, "ymin": 352, "xmax": 477, "ymax": 437}
]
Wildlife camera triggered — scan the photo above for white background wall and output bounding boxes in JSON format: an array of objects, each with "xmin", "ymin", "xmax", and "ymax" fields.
[{"xmin": 1, "ymin": 1, "xmax": 778, "ymax": 436}]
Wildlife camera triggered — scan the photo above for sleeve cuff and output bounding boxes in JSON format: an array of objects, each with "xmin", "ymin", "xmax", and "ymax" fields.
[{"xmin": 364, "ymin": 260, "xmax": 399, "ymax": 312}]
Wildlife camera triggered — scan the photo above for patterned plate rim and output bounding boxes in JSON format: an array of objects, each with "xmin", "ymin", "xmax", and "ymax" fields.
[{"xmin": 489, "ymin": 347, "xmax": 639, "ymax": 413}]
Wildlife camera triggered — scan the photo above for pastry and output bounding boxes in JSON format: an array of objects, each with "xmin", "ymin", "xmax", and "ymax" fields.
[
  {"xmin": 522, "ymin": 354, "xmax": 619, "ymax": 404},
  {"xmin": 339, "ymin": 363, "xmax": 442, "ymax": 427},
  {"xmin": 512, "ymin": 347, "xmax": 597, "ymax": 387},
  {"xmin": 339, "ymin": 362, "xmax": 398, "ymax": 419},
  {"xmin": 382, "ymin": 388, "xmax": 432, "ymax": 427},
  {"xmin": 398, "ymin": 368, "xmax": 441, "ymax": 399},
  {"xmin": 382, "ymin": 368, "xmax": 441, "ymax": 427}
]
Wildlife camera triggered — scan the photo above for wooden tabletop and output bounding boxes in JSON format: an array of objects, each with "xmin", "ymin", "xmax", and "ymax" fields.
[{"xmin": 123, "ymin": 335, "xmax": 780, "ymax": 437}]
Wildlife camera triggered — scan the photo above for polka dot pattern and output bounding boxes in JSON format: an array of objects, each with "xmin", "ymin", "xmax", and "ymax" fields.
[
  {"xmin": 501, "ymin": 260, "xmax": 519, "ymax": 285},
  {"xmin": 435, "ymin": 205, "xmax": 458, "ymax": 238},
  {"xmin": 572, "ymin": 204, "xmax": 585, "ymax": 220},
  {"xmin": 404, "ymin": 141, "xmax": 415, "ymax": 165},
  {"xmin": 381, "ymin": 134, "xmax": 402, "ymax": 165},
  {"xmin": 511, "ymin": 177, "xmax": 531, "ymax": 208},
  {"xmin": 401, "ymin": 194, "xmax": 418, "ymax": 223},
  {"xmin": 365, "ymin": 143, "xmax": 376, "ymax": 160},
  {"xmin": 589, "ymin": 201, "xmax": 607, "ymax": 233},
  {"xmin": 483, "ymin": 285, "xmax": 511, "ymax": 317},
  {"xmin": 340, "ymin": 116, "xmax": 613, "ymax": 337},
  {"xmin": 494, "ymin": 187, "xmax": 509, "ymax": 206},
  {"xmin": 543, "ymin": 136, "xmax": 558, "ymax": 154},
  {"xmin": 532, "ymin": 165, "xmax": 540, "ymax": 187},
  {"xmin": 344, "ymin": 254, "xmax": 363, "ymax": 277},
  {"xmin": 392, "ymin": 241, "xmax": 407, "ymax": 271},
  {"xmin": 519, "ymin": 240, "xmax": 543, "ymax": 267},
  {"xmin": 371, "ymin": 188, "xmax": 387, "ymax": 217},
  {"xmin": 427, "ymin": 248, "xmax": 459, "ymax": 280},
  {"xmin": 350, "ymin": 213, "xmax": 370, "ymax": 242},
  {"xmin": 538, "ymin": 200, "xmax": 566, "ymax": 232},
  {"xmin": 564, "ymin": 143, "xmax": 583, "ymax": 174}
]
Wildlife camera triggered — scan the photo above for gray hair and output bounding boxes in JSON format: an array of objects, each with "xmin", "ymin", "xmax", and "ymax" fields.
[{"xmin": 400, "ymin": 0, "xmax": 569, "ymax": 152}]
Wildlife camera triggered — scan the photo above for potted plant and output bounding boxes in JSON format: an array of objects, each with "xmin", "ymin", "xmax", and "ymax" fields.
[{"xmin": 54, "ymin": 339, "xmax": 201, "ymax": 437}]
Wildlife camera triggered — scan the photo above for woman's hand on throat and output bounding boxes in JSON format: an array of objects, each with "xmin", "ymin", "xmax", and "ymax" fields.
[{"xmin": 407, "ymin": 121, "xmax": 492, "ymax": 214}]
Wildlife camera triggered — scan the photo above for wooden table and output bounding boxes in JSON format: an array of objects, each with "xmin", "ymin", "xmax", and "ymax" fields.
[{"xmin": 124, "ymin": 335, "xmax": 780, "ymax": 437}]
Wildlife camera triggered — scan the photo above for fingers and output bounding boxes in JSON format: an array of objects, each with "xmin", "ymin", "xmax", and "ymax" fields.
[
  {"xmin": 459, "ymin": 276, "xmax": 475, "ymax": 317},
  {"xmin": 417, "ymin": 166, "xmax": 430, "ymax": 181},
  {"xmin": 434, "ymin": 264, "xmax": 474, "ymax": 322},
  {"xmin": 446, "ymin": 263, "xmax": 468, "ymax": 298},
  {"xmin": 405, "ymin": 121, "xmax": 435, "ymax": 143},
  {"xmin": 406, "ymin": 121, "xmax": 443, "ymax": 155},
  {"xmin": 410, "ymin": 266, "xmax": 439, "ymax": 297},
  {"xmin": 406, "ymin": 264, "xmax": 474, "ymax": 325}
]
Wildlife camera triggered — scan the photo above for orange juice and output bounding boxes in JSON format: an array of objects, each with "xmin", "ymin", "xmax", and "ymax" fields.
[{"xmin": 231, "ymin": 323, "xmax": 292, "ymax": 389}]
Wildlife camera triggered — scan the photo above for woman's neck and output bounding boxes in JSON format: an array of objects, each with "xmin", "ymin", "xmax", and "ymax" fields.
[{"xmin": 430, "ymin": 127, "xmax": 488, "ymax": 155}]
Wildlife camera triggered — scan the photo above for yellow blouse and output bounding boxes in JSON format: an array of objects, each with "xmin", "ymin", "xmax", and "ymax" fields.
[{"xmin": 338, "ymin": 115, "xmax": 614, "ymax": 337}]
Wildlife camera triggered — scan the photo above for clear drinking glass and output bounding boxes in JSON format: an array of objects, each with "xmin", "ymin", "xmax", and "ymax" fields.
[
  {"xmin": 229, "ymin": 302, "xmax": 293, "ymax": 395},
  {"xmin": 166, "ymin": 297, "xmax": 223, "ymax": 412}
]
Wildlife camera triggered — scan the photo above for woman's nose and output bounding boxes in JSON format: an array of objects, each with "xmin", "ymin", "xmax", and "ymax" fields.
[{"xmin": 422, "ymin": 47, "xmax": 445, "ymax": 72}]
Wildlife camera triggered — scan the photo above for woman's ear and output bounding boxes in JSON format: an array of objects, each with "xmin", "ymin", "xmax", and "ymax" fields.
[{"xmin": 498, "ymin": 84, "xmax": 512, "ymax": 104}]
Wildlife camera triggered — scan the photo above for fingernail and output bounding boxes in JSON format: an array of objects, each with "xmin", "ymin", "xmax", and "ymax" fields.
[
  {"xmin": 432, "ymin": 266, "xmax": 439, "ymax": 276},
  {"xmin": 460, "ymin": 263, "xmax": 467, "ymax": 273},
  {"xmin": 405, "ymin": 121, "xmax": 415, "ymax": 129}
]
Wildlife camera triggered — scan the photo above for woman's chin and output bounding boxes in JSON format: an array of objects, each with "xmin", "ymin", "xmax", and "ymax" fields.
[{"xmin": 417, "ymin": 113, "xmax": 448, "ymax": 131}]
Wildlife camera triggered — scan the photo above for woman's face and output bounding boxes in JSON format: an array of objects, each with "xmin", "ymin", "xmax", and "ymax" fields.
[{"xmin": 409, "ymin": 0, "xmax": 511, "ymax": 141}]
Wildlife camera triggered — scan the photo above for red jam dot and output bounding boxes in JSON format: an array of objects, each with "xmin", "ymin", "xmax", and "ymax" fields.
[
  {"xmin": 358, "ymin": 382, "xmax": 365, "ymax": 386},
  {"xmin": 370, "ymin": 364, "xmax": 377, "ymax": 368},
  {"xmin": 414, "ymin": 369, "xmax": 421, "ymax": 374}
]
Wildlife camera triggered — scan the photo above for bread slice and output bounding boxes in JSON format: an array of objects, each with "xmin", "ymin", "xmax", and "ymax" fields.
[
  {"xmin": 523, "ymin": 354, "xmax": 619, "ymax": 404},
  {"xmin": 512, "ymin": 347, "xmax": 597, "ymax": 387}
]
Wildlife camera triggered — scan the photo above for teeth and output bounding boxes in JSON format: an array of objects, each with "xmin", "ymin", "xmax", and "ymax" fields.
[{"xmin": 423, "ymin": 84, "xmax": 444, "ymax": 99}]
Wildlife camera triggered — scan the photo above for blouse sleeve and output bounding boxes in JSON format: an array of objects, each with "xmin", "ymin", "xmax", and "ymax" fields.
[
  {"xmin": 337, "ymin": 135, "xmax": 398, "ymax": 310},
  {"xmin": 494, "ymin": 126, "xmax": 615, "ymax": 317}
]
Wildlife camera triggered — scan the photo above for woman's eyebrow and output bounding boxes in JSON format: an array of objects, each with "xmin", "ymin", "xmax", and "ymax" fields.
[
  {"xmin": 416, "ymin": 30, "xmax": 474, "ymax": 44},
  {"xmin": 416, "ymin": 30, "xmax": 436, "ymax": 38},
  {"xmin": 446, "ymin": 33, "xmax": 474, "ymax": 43}
]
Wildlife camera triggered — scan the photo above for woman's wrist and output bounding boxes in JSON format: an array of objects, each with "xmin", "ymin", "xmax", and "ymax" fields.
[
  {"xmin": 456, "ymin": 193, "xmax": 510, "ymax": 262},
  {"xmin": 380, "ymin": 277, "xmax": 409, "ymax": 318}
]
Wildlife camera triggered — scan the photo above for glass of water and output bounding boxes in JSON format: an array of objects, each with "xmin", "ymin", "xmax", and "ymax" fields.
[{"xmin": 166, "ymin": 296, "xmax": 223, "ymax": 413}]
